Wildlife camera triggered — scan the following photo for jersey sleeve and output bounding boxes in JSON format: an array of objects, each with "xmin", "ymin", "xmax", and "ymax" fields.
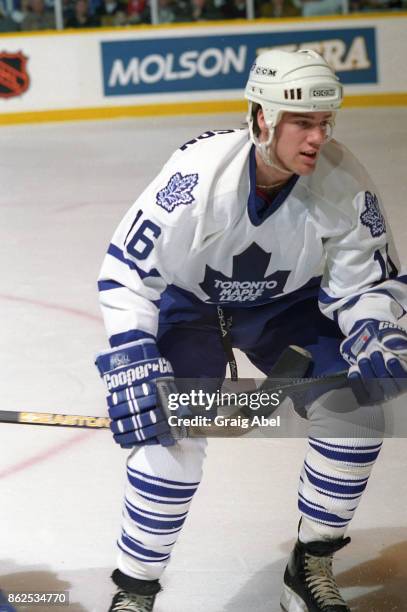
[
  {"xmin": 97, "ymin": 164, "xmax": 200, "ymax": 348},
  {"xmin": 319, "ymin": 189, "xmax": 407, "ymax": 335}
]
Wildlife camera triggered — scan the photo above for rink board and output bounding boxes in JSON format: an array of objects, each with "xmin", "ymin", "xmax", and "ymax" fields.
[{"xmin": 0, "ymin": 13, "xmax": 406, "ymax": 124}]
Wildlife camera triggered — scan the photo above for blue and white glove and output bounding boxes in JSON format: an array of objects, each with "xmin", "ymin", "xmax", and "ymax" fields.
[
  {"xmin": 340, "ymin": 320, "xmax": 407, "ymax": 404},
  {"xmin": 95, "ymin": 339, "xmax": 176, "ymax": 448}
]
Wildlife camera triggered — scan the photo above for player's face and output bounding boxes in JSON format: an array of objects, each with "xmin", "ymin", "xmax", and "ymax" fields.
[
  {"xmin": 260, "ymin": 110, "xmax": 334, "ymax": 175},
  {"xmin": 275, "ymin": 112, "xmax": 334, "ymax": 174}
]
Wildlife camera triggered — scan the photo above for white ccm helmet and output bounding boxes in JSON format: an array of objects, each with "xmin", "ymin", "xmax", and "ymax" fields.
[{"xmin": 245, "ymin": 49, "xmax": 343, "ymax": 167}]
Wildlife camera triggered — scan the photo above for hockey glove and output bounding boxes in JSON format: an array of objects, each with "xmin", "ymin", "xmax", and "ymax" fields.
[
  {"xmin": 340, "ymin": 320, "xmax": 407, "ymax": 404},
  {"xmin": 95, "ymin": 339, "xmax": 176, "ymax": 448}
]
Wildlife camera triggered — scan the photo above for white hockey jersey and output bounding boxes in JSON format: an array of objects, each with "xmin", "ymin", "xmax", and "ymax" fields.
[{"xmin": 98, "ymin": 129, "xmax": 407, "ymax": 347}]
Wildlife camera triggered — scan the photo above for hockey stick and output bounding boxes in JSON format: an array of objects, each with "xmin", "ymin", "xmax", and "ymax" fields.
[
  {"xmin": 0, "ymin": 370, "xmax": 348, "ymax": 433},
  {"xmin": 0, "ymin": 410, "xmax": 111, "ymax": 429},
  {"xmin": 0, "ymin": 347, "xmax": 349, "ymax": 437},
  {"xmin": 157, "ymin": 344, "xmax": 314, "ymax": 439}
]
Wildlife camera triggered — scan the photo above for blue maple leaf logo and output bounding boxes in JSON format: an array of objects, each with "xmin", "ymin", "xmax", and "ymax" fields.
[
  {"xmin": 156, "ymin": 172, "xmax": 199, "ymax": 213},
  {"xmin": 199, "ymin": 243, "xmax": 290, "ymax": 304},
  {"xmin": 360, "ymin": 191, "xmax": 386, "ymax": 238}
]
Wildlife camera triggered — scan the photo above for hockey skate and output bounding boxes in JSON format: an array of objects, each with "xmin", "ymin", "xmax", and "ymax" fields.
[
  {"xmin": 108, "ymin": 569, "xmax": 161, "ymax": 612},
  {"xmin": 280, "ymin": 537, "xmax": 351, "ymax": 612}
]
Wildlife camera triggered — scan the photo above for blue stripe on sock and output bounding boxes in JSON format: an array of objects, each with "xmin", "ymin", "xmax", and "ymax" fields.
[
  {"xmin": 118, "ymin": 541, "xmax": 170, "ymax": 564},
  {"xmin": 120, "ymin": 531, "xmax": 172, "ymax": 560},
  {"xmin": 298, "ymin": 496, "xmax": 350, "ymax": 527},
  {"xmin": 125, "ymin": 501, "xmax": 187, "ymax": 531},
  {"xmin": 128, "ymin": 474, "xmax": 197, "ymax": 501},
  {"xmin": 304, "ymin": 460, "xmax": 369, "ymax": 484},
  {"xmin": 128, "ymin": 467, "xmax": 200, "ymax": 488},
  {"xmin": 309, "ymin": 437, "xmax": 382, "ymax": 451},
  {"xmin": 125, "ymin": 497, "xmax": 188, "ymax": 519},
  {"xmin": 303, "ymin": 465, "xmax": 368, "ymax": 496},
  {"xmin": 309, "ymin": 441, "xmax": 381, "ymax": 464}
]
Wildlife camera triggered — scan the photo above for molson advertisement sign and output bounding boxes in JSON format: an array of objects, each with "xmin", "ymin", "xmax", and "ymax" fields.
[{"xmin": 101, "ymin": 28, "xmax": 377, "ymax": 96}]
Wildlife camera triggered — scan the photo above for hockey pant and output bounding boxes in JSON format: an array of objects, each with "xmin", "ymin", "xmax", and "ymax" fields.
[{"xmin": 116, "ymin": 300, "xmax": 384, "ymax": 580}]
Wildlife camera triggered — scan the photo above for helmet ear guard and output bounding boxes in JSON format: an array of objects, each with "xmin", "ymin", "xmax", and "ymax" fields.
[
  {"xmin": 244, "ymin": 49, "xmax": 343, "ymax": 167},
  {"xmin": 246, "ymin": 102, "xmax": 282, "ymax": 169}
]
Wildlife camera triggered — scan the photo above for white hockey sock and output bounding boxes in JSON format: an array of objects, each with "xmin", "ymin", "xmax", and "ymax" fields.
[
  {"xmin": 299, "ymin": 516, "xmax": 347, "ymax": 543},
  {"xmin": 118, "ymin": 437, "xmax": 207, "ymax": 581}
]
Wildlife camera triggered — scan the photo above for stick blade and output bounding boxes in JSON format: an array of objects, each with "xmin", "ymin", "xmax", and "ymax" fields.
[{"xmin": 261, "ymin": 345, "xmax": 312, "ymax": 382}]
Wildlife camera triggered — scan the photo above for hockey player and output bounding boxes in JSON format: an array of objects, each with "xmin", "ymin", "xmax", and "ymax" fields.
[{"xmin": 95, "ymin": 49, "xmax": 407, "ymax": 611}]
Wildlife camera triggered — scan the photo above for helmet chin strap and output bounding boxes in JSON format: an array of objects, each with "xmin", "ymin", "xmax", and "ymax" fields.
[
  {"xmin": 258, "ymin": 133, "xmax": 293, "ymax": 175},
  {"xmin": 248, "ymin": 116, "xmax": 293, "ymax": 176}
]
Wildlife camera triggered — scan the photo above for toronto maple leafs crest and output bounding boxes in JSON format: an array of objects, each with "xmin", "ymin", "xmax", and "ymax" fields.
[
  {"xmin": 156, "ymin": 172, "xmax": 199, "ymax": 213},
  {"xmin": 360, "ymin": 191, "xmax": 386, "ymax": 237},
  {"xmin": 199, "ymin": 243, "xmax": 290, "ymax": 304}
]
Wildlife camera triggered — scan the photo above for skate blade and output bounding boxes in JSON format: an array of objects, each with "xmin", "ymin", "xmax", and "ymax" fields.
[{"xmin": 280, "ymin": 584, "xmax": 308, "ymax": 612}]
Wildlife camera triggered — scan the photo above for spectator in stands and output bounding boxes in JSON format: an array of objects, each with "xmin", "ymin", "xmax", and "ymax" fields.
[
  {"xmin": 190, "ymin": 0, "xmax": 222, "ymax": 20},
  {"xmin": 362, "ymin": 0, "xmax": 402, "ymax": 8},
  {"xmin": 158, "ymin": 0, "xmax": 187, "ymax": 23},
  {"xmin": 222, "ymin": 0, "xmax": 246, "ymax": 17},
  {"xmin": 62, "ymin": 0, "xmax": 75, "ymax": 23},
  {"xmin": 0, "ymin": 0, "xmax": 20, "ymax": 29},
  {"xmin": 155, "ymin": 0, "xmax": 176, "ymax": 21},
  {"xmin": 65, "ymin": 0, "xmax": 100, "ymax": 26},
  {"xmin": 257, "ymin": 0, "xmax": 300, "ymax": 16},
  {"xmin": 10, "ymin": 0, "xmax": 30, "ymax": 24},
  {"xmin": 126, "ymin": 0, "xmax": 148, "ymax": 23},
  {"xmin": 349, "ymin": 0, "xmax": 369, "ymax": 9},
  {"xmin": 96, "ymin": 0, "xmax": 126, "ymax": 25},
  {"xmin": 21, "ymin": 0, "xmax": 54, "ymax": 29},
  {"xmin": 0, "ymin": 13, "xmax": 20, "ymax": 30},
  {"xmin": 297, "ymin": 0, "xmax": 343, "ymax": 15},
  {"xmin": 175, "ymin": 0, "xmax": 193, "ymax": 20}
]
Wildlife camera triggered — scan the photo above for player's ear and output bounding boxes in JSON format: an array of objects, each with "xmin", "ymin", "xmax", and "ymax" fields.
[
  {"xmin": 256, "ymin": 107, "xmax": 271, "ymax": 142},
  {"xmin": 257, "ymin": 107, "xmax": 265, "ymax": 130}
]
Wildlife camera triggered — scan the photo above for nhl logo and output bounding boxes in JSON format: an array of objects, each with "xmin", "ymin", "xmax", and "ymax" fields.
[
  {"xmin": 110, "ymin": 352, "xmax": 131, "ymax": 369},
  {"xmin": 0, "ymin": 51, "xmax": 30, "ymax": 99}
]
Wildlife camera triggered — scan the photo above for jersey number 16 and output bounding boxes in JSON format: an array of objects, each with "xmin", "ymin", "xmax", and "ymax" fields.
[{"xmin": 126, "ymin": 219, "xmax": 161, "ymax": 260}]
